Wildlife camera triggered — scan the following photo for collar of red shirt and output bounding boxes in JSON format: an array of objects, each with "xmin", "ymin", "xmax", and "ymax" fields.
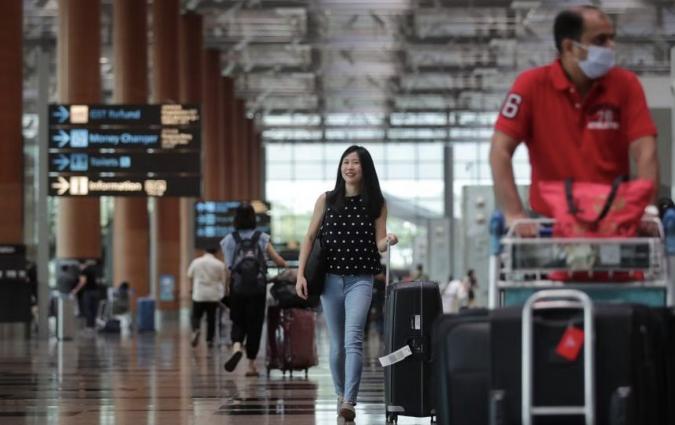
[{"xmin": 550, "ymin": 58, "xmax": 606, "ymax": 92}]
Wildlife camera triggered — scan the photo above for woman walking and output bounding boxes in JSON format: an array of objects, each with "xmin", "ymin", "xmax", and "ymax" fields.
[
  {"xmin": 221, "ymin": 204, "xmax": 287, "ymax": 376},
  {"xmin": 296, "ymin": 145, "xmax": 398, "ymax": 421}
]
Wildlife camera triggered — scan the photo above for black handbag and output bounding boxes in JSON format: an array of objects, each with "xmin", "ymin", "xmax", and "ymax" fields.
[{"xmin": 305, "ymin": 201, "xmax": 327, "ymax": 298}]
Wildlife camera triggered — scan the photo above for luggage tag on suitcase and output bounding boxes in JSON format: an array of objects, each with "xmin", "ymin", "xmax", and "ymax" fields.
[
  {"xmin": 378, "ymin": 345, "xmax": 413, "ymax": 367},
  {"xmin": 555, "ymin": 325, "xmax": 584, "ymax": 361}
]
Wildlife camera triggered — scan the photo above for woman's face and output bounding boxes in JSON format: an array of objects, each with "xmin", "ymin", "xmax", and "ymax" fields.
[{"xmin": 341, "ymin": 152, "xmax": 363, "ymax": 186}]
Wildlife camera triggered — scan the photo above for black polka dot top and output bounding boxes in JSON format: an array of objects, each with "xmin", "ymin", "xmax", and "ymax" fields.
[{"xmin": 321, "ymin": 195, "xmax": 382, "ymax": 275}]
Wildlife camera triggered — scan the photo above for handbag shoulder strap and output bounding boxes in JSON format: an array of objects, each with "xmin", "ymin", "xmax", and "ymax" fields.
[
  {"xmin": 318, "ymin": 192, "xmax": 329, "ymax": 238},
  {"xmin": 565, "ymin": 176, "xmax": 626, "ymax": 225}
]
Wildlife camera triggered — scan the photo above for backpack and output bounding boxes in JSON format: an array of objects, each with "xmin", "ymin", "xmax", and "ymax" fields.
[{"xmin": 230, "ymin": 231, "xmax": 267, "ymax": 296}]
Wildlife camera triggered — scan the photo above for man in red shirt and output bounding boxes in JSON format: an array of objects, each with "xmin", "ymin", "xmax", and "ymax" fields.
[{"xmin": 490, "ymin": 5, "xmax": 658, "ymax": 229}]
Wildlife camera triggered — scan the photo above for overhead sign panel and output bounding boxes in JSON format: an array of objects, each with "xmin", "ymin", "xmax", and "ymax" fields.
[
  {"xmin": 49, "ymin": 104, "xmax": 200, "ymax": 127},
  {"xmin": 49, "ymin": 175, "xmax": 201, "ymax": 197},
  {"xmin": 49, "ymin": 128, "xmax": 199, "ymax": 150},
  {"xmin": 49, "ymin": 152, "xmax": 200, "ymax": 174},
  {"xmin": 47, "ymin": 103, "xmax": 202, "ymax": 197}
]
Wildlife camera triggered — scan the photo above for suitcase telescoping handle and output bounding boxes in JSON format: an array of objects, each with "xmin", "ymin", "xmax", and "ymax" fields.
[
  {"xmin": 385, "ymin": 239, "xmax": 391, "ymax": 286},
  {"xmin": 521, "ymin": 289, "xmax": 595, "ymax": 425}
]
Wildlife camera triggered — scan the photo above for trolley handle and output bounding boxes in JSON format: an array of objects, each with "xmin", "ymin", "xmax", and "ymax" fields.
[
  {"xmin": 522, "ymin": 289, "xmax": 595, "ymax": 425},
  {"xmin": 385, "ymin": 239, "xmax": 391, "ymax": 287}
]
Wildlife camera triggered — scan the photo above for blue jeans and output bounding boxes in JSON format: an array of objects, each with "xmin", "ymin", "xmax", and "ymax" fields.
[{"xmin": 321, "ymin": 273, "xmax": 373, "ymax": 404}]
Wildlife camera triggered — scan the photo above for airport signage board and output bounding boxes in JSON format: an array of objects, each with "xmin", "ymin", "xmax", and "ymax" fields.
[
  {"xmin": 194, "ymin": 201, "xmax": 271, "ymax": 250},
  {"xmin": 48, "ymin": 127, "xmax": 199, "ymax": 150},
  {"xmin": 49, "ymin": 104, "xmax": 200, "ymax": 127},
  {"xmin": 47, "ymin": 103, "xmax": 201, "ymax": 197},
  {"xmin": 49, "ymin": 175, "xmax": 202, "ymax": 197},
  {"xmin": 48, "ymin": 151, "xmax": 200, "ymax": 174}
]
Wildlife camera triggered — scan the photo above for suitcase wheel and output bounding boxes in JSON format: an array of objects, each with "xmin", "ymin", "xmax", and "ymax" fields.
[
  {"xmin": 386, "ymin": 413, "xmax": 397, "ymax": 424},
  {"xmin": 431, "ymin": 415, "xmax": 436, "ymax": 424}
]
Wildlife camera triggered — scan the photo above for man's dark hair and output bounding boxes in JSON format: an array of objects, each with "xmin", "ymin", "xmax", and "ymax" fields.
[
  {"xmin": 553, "ymin": 6, "xmax": 600, "ymax": 52},
  {"xmin": 206, "ymin": 247, "xmax": 218, "ymax": 255},
  {"xmin": 233, "ymin": 204, "xmax": 257, "ymax": 230},
  {"xmin": 417, "ymin": 264, "xmax": 423, "ymax": 271}
]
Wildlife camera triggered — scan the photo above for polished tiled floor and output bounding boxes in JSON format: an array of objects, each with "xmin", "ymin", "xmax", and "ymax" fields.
[{"xmin": 0, "ymin": 312, "xmax": 434, "ymax": 425}]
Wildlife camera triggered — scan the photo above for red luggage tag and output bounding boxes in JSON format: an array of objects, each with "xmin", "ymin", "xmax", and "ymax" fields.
[{"xmin": 555, "ymin": 326, "xmax": 584, "ymax": 361}]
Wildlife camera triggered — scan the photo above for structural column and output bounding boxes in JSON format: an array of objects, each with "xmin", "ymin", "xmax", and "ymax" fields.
[
  {"xmin": 112, "ymin": 0, "xmax": 150, "ymax": 302},
  {"xmin": 202, "ymin": 50, "xmax": 221, "ymax": 200},
  {"xmin": 245, "ymin": 117, "xmax": 256, "ymax": 200},
  {"xmin": 0, "ymin": 1, "xmax": 22, "ymax": 244},
  {"xmin": 255, "ymin": 132, "xmax": 265, "ymax": 199},
  {"xmin": 221, "ymin": 77, "xmax": 235, "ymax": 200},
  {"xmin": 252, "ymin": 126, "xmax": 262, "ymax": 199},
  {"xmin": 238, "ymin": 114, "xmax": 250, "ymax": 200},
  {"xmin": 178, "ymin": 12, "xmax": 202, "ymax": 304},
  {"xmin": 230, "ymin": 99, "xmax": 246, "ymax": 200},
  {"xmin": 152, "ymin": 0, "xmax": 181, "ymax": 311},
  {"xmin": 56, "ymin": 0, "xmax": 101, "ymax": 260}
]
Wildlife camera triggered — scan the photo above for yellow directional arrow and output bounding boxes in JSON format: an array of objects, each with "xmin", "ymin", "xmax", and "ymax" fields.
[{"xmin": 51, "ymin": 176, "xmax": 70, "ymax": 195}]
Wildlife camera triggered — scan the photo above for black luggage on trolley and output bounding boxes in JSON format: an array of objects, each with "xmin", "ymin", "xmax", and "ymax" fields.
[
  {"xmin": 491, "ymin": 290, "xmax": 669, "ymax": 425},
  {"xmin": 383, "ymin": 280, "xmax": 442, "ymax": 424},
  {"xmin": 432, "ymin": 311, "xmax": 491, "ymax": 425}
]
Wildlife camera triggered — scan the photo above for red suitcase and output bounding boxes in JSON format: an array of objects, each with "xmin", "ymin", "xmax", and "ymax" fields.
[{"xmin": 265, "ymin": 305, "xmax": 318, "ymax": 377}]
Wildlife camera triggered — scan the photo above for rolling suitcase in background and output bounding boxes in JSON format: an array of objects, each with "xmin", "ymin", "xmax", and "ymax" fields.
[
  {"xmin": 491, "ymin": 290, "xmax": 668, "ymax": 425},
  {"xmin": 136, "ymin": 297, "xmax": 155, "ymax": 332},
  {"xmin": 432, "ymin": 311, "xmax": 490, "ymax": 425},
  {"xmin": 265, "ymin": 305, "xmax": 318, "ymax": 377},
  {"xmin": 382, "ymin": 244, "xmax": 442, "ymax": 424}
]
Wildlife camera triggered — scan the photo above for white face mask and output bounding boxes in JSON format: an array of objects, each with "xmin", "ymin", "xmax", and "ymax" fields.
[{"xmin": 574, "ymin": 42, "xmax": 615, "ymax": 79}]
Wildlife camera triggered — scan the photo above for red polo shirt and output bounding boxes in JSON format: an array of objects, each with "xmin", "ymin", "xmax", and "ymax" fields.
[{"xmin": 494, "ymin": 59, "xmax": 656, "ymax": 216}]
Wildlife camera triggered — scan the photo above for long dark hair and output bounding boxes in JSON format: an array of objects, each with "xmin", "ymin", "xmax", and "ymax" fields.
[{"xmin": 326, "ymin": 145, "xmax": 385, "ymax": 219}]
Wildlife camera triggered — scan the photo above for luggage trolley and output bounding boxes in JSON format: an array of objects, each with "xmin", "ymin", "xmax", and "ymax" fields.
[
  {"xmin": 488, "ymin": 211, "xmax": 675, "ymax": 425},
  {"xmin": 488, "ymin": 212, "xmax": 675, "ymax": 309}
]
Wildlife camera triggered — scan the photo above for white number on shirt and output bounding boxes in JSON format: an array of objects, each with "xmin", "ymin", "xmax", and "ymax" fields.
[{"xmin": 501, "ymin": 93, "xmax": 522, "ymax": 119}]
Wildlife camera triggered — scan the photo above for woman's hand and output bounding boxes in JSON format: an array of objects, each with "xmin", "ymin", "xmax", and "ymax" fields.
[
  {"xmin": 296, "ymin": 275, "xmax": 308, "ymax": 300},
  {"xmin": 386, "ymin": 233, "xmax": 399, "ymax": 246}
]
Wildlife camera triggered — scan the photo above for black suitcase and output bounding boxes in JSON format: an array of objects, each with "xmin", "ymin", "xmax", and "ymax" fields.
[
  {"xmin": 384, "ymin": 280, "xmax": 442, "ymax": 424},
  {"xmin": 491, "ymin": 290, "xmax": 666, "ymax": 425},
  {"xmin": 432, "ymin": 311, "xmax": 491, "ymax": 425}
]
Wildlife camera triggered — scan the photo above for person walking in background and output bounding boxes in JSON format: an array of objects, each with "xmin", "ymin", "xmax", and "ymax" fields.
[
  {"xmin": 464, "ymin": 269, "xmax": 478, "ymax": 308},
  {"xmin": 187, "ymin": 247, "xmax": 226, "ymax": 349},
  {"xmin": 70, "ymin": 261, "xmax": 99, "ymax": 336},
  {"xmin": 221, "ymin": 204, "xmax": 287, "ymax": 377},
  {"xmin": 411, "ymin": 263, "xmax": 429, "ymax": 281},
  {"xmin": 295, "ymin": 145, "xmax": 398, "ymax": 422},
  {"xmin": 441, "ymin": 275, "xmax": 467, "ymax": 313}
]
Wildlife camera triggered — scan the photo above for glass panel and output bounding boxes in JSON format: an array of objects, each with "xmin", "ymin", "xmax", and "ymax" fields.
[
  {"xmin": 386, "ymin": 163, "xmax": 416, "ymax": 179},
  {"xmin": 266, "ymin": 144, "xmax": 293, "ymax": 161},
  {"xmin": 385, "ymin": 143, "xmax": 415, "ymax": 161},
  {"xmin": 454, "ymin": 160, "xmax": 477, "ymax": 180},
  {"xmin": 418, "ymin": 161, "xmax": 443, "ymax": 179},
  {"xmin": 294, "ymin": 162, "xmax": 326, "ymax": 180},
  {"xmin": 452, "ymin": 143, "xmax": 479, "ymax": 161},
  {"xmin": 325, "ymin": 144, "xmax": 351, "ymax": 161},
  {"xmin": 263, "ymin": 113, "xmax": 321, "ymax": 126},
  {"xmin": 294, "ymin": 144, "xmax": 323, "ymax": 160},
  {"xmin": 264, "ymin": 129, "xmax": 322, "ymax": 140},
  {"xmin": 390, "ymin": 112, "xmax": 447, "ymax": 126},
  {"xmin": 360, "ymin": 143, "xmax": 384, "ymax": 159},
  {"xmin": 267, "ymin": 163, "xmax": 293, "ymax": 179},
  {"xmin": 418, "ymin": 143, "xmax": 443, "ymax": 160}
]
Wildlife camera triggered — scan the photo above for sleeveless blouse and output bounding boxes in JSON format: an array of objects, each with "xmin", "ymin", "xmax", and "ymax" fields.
[{"xmin": 320, "ymin": 195, "xmax": 381, "ymax": 275}]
